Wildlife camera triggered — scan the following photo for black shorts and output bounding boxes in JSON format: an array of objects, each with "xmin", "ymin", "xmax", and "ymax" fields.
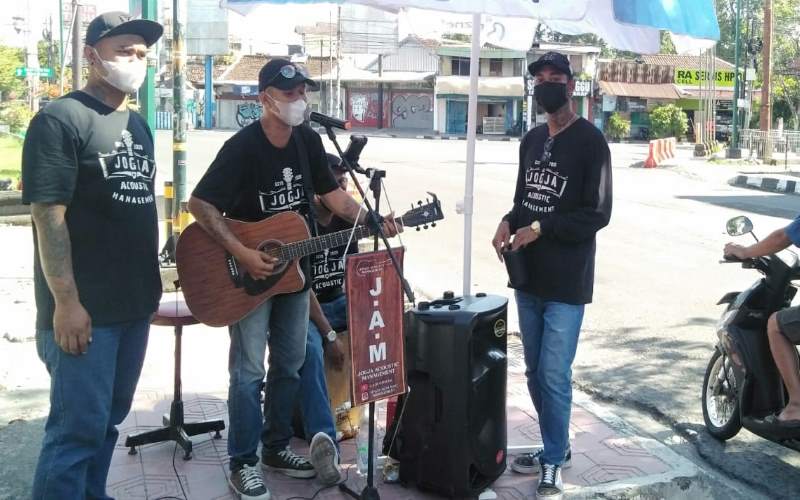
[{"xmin": 775, "ymin": 306, "xmax": 800, "ymax": 344}]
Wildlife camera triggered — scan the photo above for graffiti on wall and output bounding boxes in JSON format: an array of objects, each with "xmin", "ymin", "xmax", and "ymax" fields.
[
  {"xmin": 348, "ymin": 92, "xmax": 385, "ymax": 128},
  {"xmin": 236, "ymin": 101, "xmax": 262, "ymax": 128},
  {"xmin": 391, "ymin": 93, "xmax": 433, "ymax": 129}
]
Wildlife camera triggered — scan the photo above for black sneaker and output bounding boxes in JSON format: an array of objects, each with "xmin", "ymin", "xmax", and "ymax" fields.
[
  {"xmin": 511, "ymin": 447, "xmax": 571, "ymax": 474},
  {"xmin": 309, "ymin": 432, "xmax": 342, "ymax": 486},
  {"xmin": 536, "ymin": 463, "xmax": 564, "ymax": 499},
  {"xmin": 228, "ymin": 464, "xmax": 270, "ymax": 500},
  {"xmin": 262, "ymin": 446, "xmax": 316, "ymax": 479}
]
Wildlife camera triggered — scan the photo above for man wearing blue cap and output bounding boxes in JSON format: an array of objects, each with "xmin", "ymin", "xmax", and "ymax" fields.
[
  {"xmin": 190, "ymin": 59, "xmax": 398, "ymax": 499},
  {"xmin": 22, "ymin": 11, "xmax": 163, "ymax": 500}
]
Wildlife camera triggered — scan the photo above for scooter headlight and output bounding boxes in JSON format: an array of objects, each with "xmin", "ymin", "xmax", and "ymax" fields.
[{"xmin": 716, "ymin": 308, "xmax": 738, "ymax": 335}]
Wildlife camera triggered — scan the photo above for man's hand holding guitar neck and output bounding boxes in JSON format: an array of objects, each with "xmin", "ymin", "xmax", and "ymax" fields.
[
  {"xmin": 188, "ymin": 197, "xmax": 279, "ymax": 280},
  {"xmin": 319, "ymin": 187, "xmax": 401, "ymax": 238}
]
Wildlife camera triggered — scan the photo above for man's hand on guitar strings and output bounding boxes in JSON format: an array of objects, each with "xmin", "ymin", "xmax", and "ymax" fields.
[{"xmin": 235, "ymin": 246, "xmax": 279, "ymax": 280}]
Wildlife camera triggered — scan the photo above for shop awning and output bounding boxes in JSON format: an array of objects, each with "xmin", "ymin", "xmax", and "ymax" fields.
[
  {"xmin": 598, "ymin": 81, "xmax": 682, "ymax": 99},
  {"xmin": 435, "ymin": 76, "xmax": 523, "ymax": 97}
]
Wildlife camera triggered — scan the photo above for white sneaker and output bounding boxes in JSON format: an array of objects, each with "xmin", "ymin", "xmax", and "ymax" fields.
[
  {"xmin": 511, "ymin": 447, "xmax": 572, "ymax": 475},
  {"xmin": 309, "ymin": 432, "xmax": 342, "ymax": 486}
]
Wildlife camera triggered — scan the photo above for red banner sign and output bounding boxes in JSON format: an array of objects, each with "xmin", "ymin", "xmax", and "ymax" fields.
[{"xmin": 346, "ymin": 248, "xmax": 406, "ymax": 405}]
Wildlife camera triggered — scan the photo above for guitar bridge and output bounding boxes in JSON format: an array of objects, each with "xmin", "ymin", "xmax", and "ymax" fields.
[{"xmin": 226, "ymin": 253, "xmax": 244, "ymax": 288}]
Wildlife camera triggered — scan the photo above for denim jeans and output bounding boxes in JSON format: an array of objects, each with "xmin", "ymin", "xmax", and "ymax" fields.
[
  {"xmin": 227, "ymin": 290, "xmax": 310, "ymax": 469},
  {"xmin": 301, "ymin": 294, "xmax": 348, "ymax": 445},
  {"xmin": 515, "ymin": 290, "xmax": 584, "ymax": 466},
  {"xmin": 33, "ymin": 318, "xmax": 151, "ymax": 500}
]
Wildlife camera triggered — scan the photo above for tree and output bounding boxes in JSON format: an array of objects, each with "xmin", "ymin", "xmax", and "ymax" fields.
[
  {"xmin": 606, "ymin": 112, "xmax": 630, "ymax": 141},
  {"xmin": 0, "ymin": 45, "xmax": 25, "ymax": 100},
  {"xmin": 650, "ymin": 104, "xmax": 689, "ymax": 140}
]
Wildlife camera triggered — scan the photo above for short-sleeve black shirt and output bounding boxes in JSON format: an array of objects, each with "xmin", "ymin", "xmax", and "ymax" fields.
[
  {"xmin": 192, "ymin": 121, "xmax": 339, "ymax": 287},
  {"xmin": 21, "ymin": 91, "xmax": 162, "ymax": 330}
]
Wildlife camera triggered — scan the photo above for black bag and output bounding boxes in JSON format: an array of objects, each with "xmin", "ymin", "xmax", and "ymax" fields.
[{"xmin": 502, "ymin": 248, "xmax": 531, "ymax": 289}]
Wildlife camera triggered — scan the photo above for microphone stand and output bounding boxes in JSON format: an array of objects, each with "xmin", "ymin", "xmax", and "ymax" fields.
[{"xmin": 322, "ymin": 125, "xmax": 412, "ymax": 500}]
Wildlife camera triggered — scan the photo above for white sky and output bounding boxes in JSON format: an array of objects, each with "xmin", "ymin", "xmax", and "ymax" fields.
[{"xmin": 0, "ymin": 1, "xmax": 337, "ymax": 49}]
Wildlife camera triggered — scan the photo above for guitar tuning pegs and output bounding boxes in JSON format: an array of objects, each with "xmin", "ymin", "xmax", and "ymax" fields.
[
  {"xmin": 431, "ymin": 222, "xmax": 436, "ymax": 227},
  {"xmin": 423, "ymin": 224, "xmax": 428, "ymax": 230},
  {"xmin": 416, "ymin": 227, "xmax": 421, "ymax": 231},
  {"xmin": 418, "ymin": 200, "xmax": 423, "ymax": 206}
]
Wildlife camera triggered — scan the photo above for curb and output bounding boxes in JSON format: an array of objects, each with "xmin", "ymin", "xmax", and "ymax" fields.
[
  {"xmin": 729, "ymin": 174, "xmax": 800, "ymax": 195},
  {"xmin": 0, "ymin": 191, "xmax": 27, "ymax": 217}
]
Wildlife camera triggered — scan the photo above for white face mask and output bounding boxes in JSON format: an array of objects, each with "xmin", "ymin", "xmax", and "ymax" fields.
[
  {"xmin": 92, "ymin": 48, "xmax": 147, "ymax": 94},
  {"xmin": 267, "ymin": 94, "xmax": 308, "ymax": 127}
]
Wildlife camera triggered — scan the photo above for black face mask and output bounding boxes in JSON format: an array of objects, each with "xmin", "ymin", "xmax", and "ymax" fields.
[{"xmin": 534, "ymin": 81, "xmax": 569, "ymax": 114}]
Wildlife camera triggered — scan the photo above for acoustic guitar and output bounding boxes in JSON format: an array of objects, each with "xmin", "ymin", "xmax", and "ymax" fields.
[{"xmin": 176, "ymin": 195, "xmax": 443, "ymax": 327}]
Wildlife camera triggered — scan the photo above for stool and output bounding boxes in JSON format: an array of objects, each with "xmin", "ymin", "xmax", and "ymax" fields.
[{"xmin": 124, "ymin": 296, "xmax": 225, "ymax": 460}]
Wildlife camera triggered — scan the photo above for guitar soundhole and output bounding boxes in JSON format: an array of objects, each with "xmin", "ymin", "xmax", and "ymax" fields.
[{"xmin": 257, "ymin": 240, "xmax": 290, "ymax": 274}]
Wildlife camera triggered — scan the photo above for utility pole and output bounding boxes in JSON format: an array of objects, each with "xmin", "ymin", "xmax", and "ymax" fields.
[
  {"xmin": 728, "ymin": 0, "xmax": 743, "ymax": 158},
  {"xmin": 377, "ymin": 54, "xmax": 383, "ymax": 129},
  {"xmin": 172, "ymin": 0, "xmax": 188, "ymax": 232},
  {"xmin": 59, "ymin": 0, "xmax": 65, "ymax": 91},
  {"xmin": 760, "ymin": 0, "xmax": 774, "ymax": 161},
  {"xmin": 336, "ymin": 5, "xmax": 341, "ymax": 118},
  {"xmin": 140, "ymin": 0, "xmax": 158, "ymax": 133},
  {"xmin": 72, "ymin": 0, "xmax": 82, "ymax": 92}
]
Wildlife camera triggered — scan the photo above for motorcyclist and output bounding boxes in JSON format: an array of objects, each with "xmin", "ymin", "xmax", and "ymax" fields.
[{"xmin": 725, "ymin": 219, "xmax": 800, "ymax": 426}]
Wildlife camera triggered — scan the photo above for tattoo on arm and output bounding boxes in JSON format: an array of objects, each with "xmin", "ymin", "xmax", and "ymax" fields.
[
  {"xmin": 31, "ymin": 203, "xmax": 79, "ymax": 303},
  {"xmin": 188, "ymin": 197, "xmax": 246, "ymax": 256}
]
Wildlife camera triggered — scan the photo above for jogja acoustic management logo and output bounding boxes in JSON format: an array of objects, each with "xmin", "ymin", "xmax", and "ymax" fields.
[{"xmin": 97, "ymin": 130, "xmax": 155, "ymax": 206}]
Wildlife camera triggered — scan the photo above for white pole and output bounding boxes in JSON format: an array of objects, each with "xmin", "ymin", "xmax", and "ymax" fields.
[{"xmin": 462, "ymin": 12, "xmax": 481, "ymax": 297}]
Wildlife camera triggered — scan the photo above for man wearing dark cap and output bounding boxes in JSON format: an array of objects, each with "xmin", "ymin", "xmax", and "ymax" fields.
[
  {"xmin": 492, "ymin": 51, "xmax": 612, "ymax": 500},
  {"xmin": 189, "ymin": 59, "xmax": 397, "ymax": 498},
  {"xmin": 21, "ymin": 11, "xmax": 163, "ymax": 500}
]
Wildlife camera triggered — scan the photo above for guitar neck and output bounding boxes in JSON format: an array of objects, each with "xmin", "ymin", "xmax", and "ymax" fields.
[{"xmin": 276, "ymin": 218, "xmax": 398, "ymax": 260}]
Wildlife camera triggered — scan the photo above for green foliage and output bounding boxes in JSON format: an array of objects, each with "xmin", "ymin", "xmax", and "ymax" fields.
[
  {"xmin": 0, "ymin": 102, "xmax": 34, "ymax": 133},
  {"xmin": 0, "ymin": 45, "xmax": 25, "ymax": 99},
  {"xmin": 649, "ymin": 104, "xmax": 688, "ymax": 139},
  {"xmin": 0, "ymin": 134, "xmax": 22, "ymax": 180},
  {"xmin": 606, "ymin": 112, "xmax": 630, "ymax": 141}
]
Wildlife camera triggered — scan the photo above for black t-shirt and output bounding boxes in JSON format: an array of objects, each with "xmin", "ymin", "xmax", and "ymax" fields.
[
  {"xmin": 22, "ymin": 91, "xmax": 162, "ymax": 330},
  {"xmin": 192, "ymin": 122, "xmax": 339, "ymax": 287},
  {"xmin": 311, "ymin": 216, "xmax": 359, "ymax": 303},
  {"xmin": 503, "ymin": 118, "xmax": 613, "ymax": 305}
]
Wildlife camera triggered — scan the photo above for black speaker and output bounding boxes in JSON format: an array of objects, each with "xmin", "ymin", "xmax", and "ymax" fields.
[{"xmin": 396, "ymin": 292, "xmax": 508, "ymax": 497}]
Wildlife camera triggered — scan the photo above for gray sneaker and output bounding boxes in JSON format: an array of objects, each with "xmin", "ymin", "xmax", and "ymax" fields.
[
  {"xmin": 309, "ymin": 432, "xmax": 342, "ymax": 486},
  {"xmin": 511, "ymin": 447, "xmax": 571, "ymax": 475},
  {"xmin": 228, "ymin": 464, "xmax": 270, "ymax": 500},
  {"xmin": 536, "ymin": 463, "xmax": 564, "ymax": 499},
  {"xmin": 262, "ymin": 446, "xmax": 316, "ymax": 479}
]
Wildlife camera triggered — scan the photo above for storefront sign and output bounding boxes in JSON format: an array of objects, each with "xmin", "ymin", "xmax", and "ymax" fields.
[
  {"xmin": 675, "ymin": 69, "xmax": 737, "ymax": 87},
  {"xmin": 524, "ymin": 75, "xmax": 535, "ymax": 97},
  {"xmin": 346, "ymin": 249, "xmax": 406, "ymax": 405},
  {"xmin": 573, "ymin": 79, "xmax": 592, "ymax": 97},
  {"xmin": 602, "ymin": 95, "xmax": 617, "ymax": 112}
]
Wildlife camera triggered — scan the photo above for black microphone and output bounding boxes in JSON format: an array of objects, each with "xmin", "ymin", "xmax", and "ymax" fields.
[
  {"xmin": 309, "ymin": 111, "xmax": 351, "ymax": 131},
  {"xmin": 342, "ymin": 135, "xmax": 368, "ymax": 174}
]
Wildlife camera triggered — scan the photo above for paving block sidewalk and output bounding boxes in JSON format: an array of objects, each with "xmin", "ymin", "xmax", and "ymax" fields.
[{"xmin": 101, "ymin": 338, "xmax": 699, "ymax": 500}]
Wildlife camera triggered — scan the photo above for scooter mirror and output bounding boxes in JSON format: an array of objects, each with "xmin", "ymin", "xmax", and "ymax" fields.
[{"xmin": 726, "ymin": 216, "xmax": 754, "ymax": 236}]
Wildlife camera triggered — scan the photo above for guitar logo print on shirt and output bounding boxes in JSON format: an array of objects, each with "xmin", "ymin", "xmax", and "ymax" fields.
[
  {"xmin": 258, "ymin": 167, "xmax": 307, "ymax": 215},
  {"xmin": 523, "ymin": 157, "xmax": 569, "ymax": 215},
  {"xmin": 97, "ymin": 129, "xmax": 155, "ymax": 206}
]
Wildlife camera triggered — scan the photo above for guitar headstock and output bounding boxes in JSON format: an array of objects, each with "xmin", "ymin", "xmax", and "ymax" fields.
[{"xmin": 401, "ymin": 192, "xmax": 444, "ymax": 231}]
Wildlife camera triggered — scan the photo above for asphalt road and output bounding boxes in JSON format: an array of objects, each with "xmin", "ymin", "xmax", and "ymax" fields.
[{"xmin": 152, "ymin": 129, "xmax": 800, "ymax": 497}]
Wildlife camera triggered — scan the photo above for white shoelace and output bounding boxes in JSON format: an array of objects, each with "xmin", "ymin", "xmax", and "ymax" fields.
[
  {"xmin": 239, "ymin": 464, "xmax": 265, "ymax": 490},
  {"xmin": 541, "ymin": 464, "xmax": 558, "ymax": 485},
  {"xmin": 278, "ymin": 448, "xmax": 309, "ymax": 467}
]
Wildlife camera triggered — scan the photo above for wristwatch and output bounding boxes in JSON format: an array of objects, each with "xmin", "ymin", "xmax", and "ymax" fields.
[
  {"xmin": 325, "ymin": 330, "xmax": 337, "ymax": 343},
  {"xmin": 530, "ymin": 220, "xmax": 542, "ymax": 235}
]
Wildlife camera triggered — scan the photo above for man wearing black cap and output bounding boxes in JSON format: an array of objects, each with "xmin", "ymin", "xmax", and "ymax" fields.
[
  {"xmin": 189, "ymin": 59, "xmax": 397, "ymax": 499},
  {"xmin": 492, "ymin": 51, "xmax": 612, "ymax": 500},
  {"xmin": 21, "ymin": 11, "xmax": 163, "ymax": 500}
]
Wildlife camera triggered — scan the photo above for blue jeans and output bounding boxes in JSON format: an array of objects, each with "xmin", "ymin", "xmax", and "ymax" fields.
[
  {"xmin": 33, "ymin": 318, "xmax": 151, "ymax": 500},
  {"xmin": 228, "ymin": 290, "xmax": 310, "ymax": 469},
  {"xmin": 515, "ymin": 290, "xmax": 584, "ymax": 466},
  {"xmin": 301, "ymin": 294, "xmax": 348, "ymax": 445}
]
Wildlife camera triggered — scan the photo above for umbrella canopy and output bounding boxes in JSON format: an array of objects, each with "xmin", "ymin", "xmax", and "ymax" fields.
[{"xmin": 222, "ymin": 0, "xmax": 720, "ymax": 295}]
